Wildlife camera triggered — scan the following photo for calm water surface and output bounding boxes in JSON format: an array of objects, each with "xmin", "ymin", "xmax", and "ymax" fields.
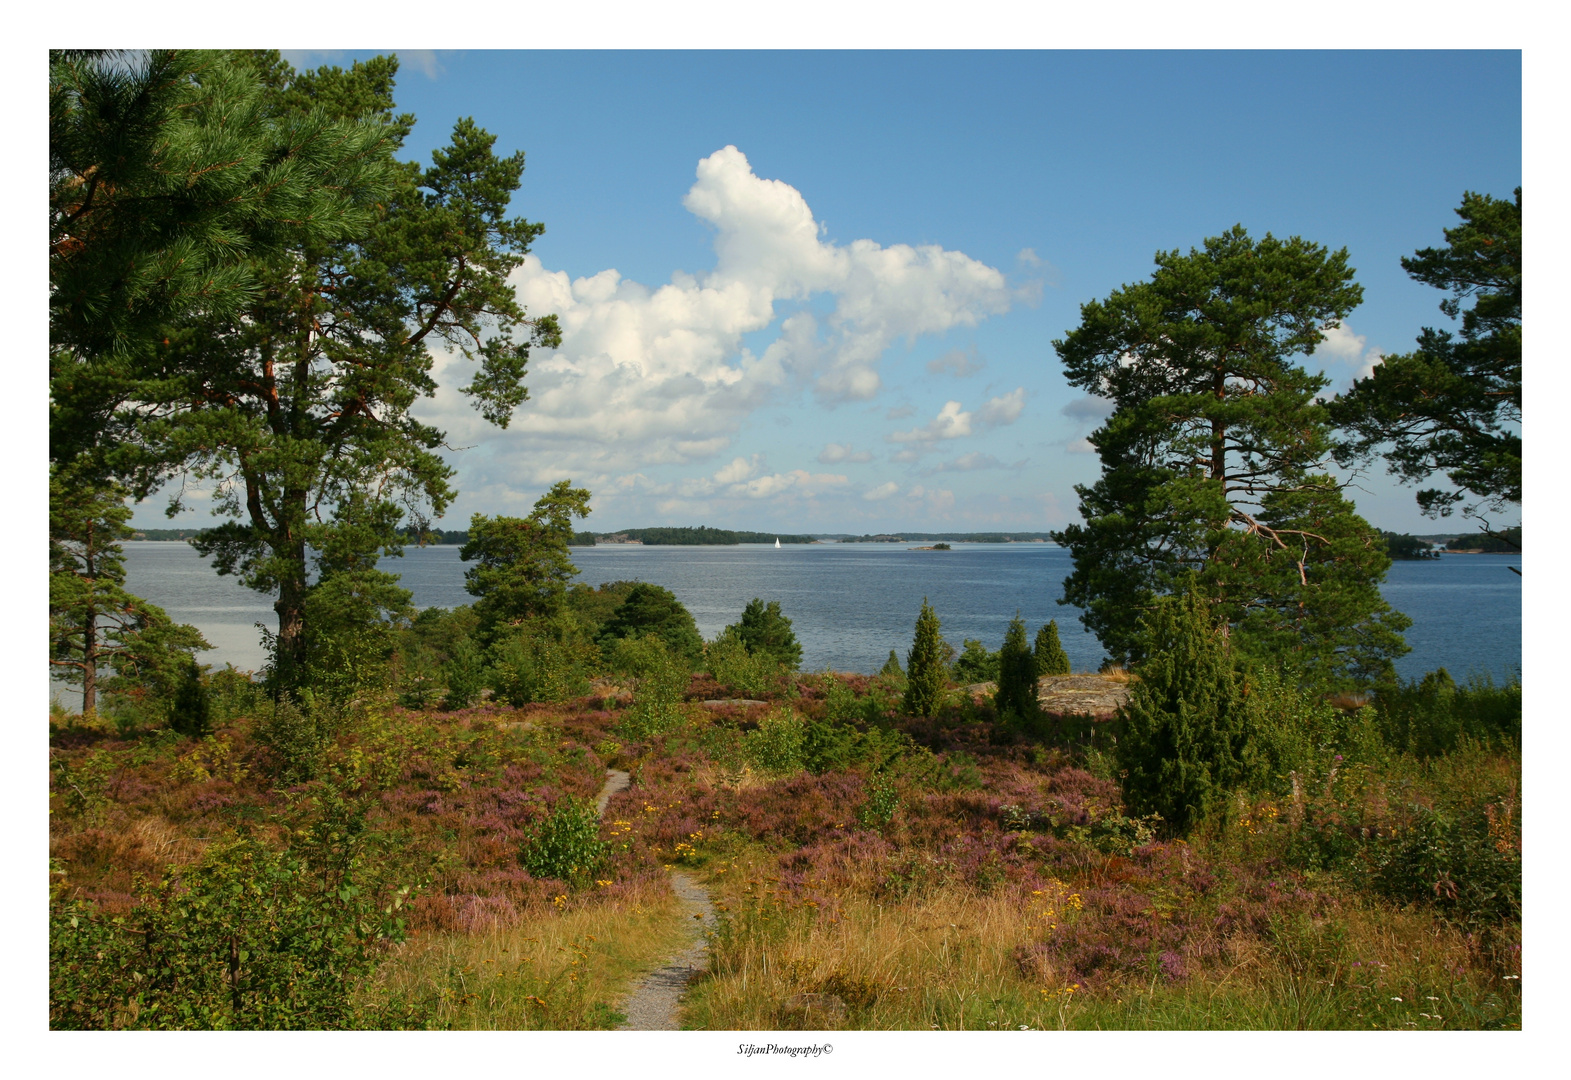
[{"xmin": 98, "ymin": 541, "xmax": 1521, "ymax": 689}]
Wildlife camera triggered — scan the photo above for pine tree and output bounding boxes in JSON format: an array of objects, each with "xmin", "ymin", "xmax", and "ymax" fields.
[
  {"xmin": 879, "ymin": 649, "xmax": 904, "ymax": 678},
  {"xmin": 78, "ymin": 51, "xmax": 562, "ymax": 689},
  {"xmin": 50, "ymin": 465, "xmax": 209, "ymax": 714},
  {"xmin": 1051, "ymin": 226, "xmax": 1410, "ymax": 684},
  {"xmin": 1033, "ymin": 619, "xmax": 1071, "ymax": 677},
  {"xmin": 902, "ymin": 599, "xmax": 948, "ymax": 717},
  {"xmin": 994, "ymin": 614, "xmax": 1037, "ymax": 723},
  {"xmin": 1115, "ymin": 591, "xmax": 1266, "ymax": 834},
  {"xmin": 731, "ymin": 598, "xmax": 803, "ymax": 671}
]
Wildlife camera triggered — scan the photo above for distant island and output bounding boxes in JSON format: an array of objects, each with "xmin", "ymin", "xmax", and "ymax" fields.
[
  {"xmin": 599, "ymin": 526, "xmax": 817, "ymax": 545},
  {"xmin": 836, "ymin": 532, "xmax": 1055, "ymax": 543},
  {"xmin": 131, "ymin": 525, "xmax": 1062, "ymax": 546}
]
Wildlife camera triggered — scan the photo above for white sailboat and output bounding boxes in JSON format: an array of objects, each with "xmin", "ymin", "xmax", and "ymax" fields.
[{"xmin": 774, "ymin": 538, "xmax": 781, "ymax": 549}]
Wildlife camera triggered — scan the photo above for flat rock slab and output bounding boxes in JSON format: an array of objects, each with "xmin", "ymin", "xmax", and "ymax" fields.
[
  {"xmin": 1038, "ymin": 675, "xmax": 1132, "ymax": 719},
  {"xmin": 616, "ymin": 870, "xmax": 715, "ymax": 1030},
  {"xmin": 960, "ymin": 675, "xmax": 1132, "ymax": 719},
  {"xmin": 699, "ymin": 699, "xmax": 768, "ymax": 709}
]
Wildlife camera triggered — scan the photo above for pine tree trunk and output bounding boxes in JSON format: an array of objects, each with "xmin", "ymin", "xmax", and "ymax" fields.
[{"xmin": 81, "ymin": 609, "xmax": 97, "ymax": 715}]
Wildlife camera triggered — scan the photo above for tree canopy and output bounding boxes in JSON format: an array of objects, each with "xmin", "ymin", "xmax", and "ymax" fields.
[
  {"xmin": 595, "ymin": 584, "xmax": 704, "ymax": 664},
  {"xmin": 50, "ymin": 465, "xmax": 208, "ymax": 714},
  {"xmin": 63, "ymin": 51, "xmax": 560, "ymax": 688},
  {"xmin": 728, "ymin": 599, "xmax": 803, "ymax": 671},
  {"xmin": 1330, "ymin": 189, "xmax": 1521, "ymax": 544},
  {"xmin": 1051, "ymin": 226, "xmax": 1409, "ymax": 685},
  {"xmin": 460, "ymin": 481, "xmax": 593, "ymax": 634}
]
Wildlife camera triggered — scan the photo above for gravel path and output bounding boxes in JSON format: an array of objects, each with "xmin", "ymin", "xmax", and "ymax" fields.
[
  {"xmin": 617, "ymin": 870, "xmax": 715, "ymax": 1030},
  {"xmin": 596, "ymin": 768, "xmax": 631, "ymax": 815},
  {"xmin": 592, "ymin": 767, "xmax": 715, "ymax": 1031}
]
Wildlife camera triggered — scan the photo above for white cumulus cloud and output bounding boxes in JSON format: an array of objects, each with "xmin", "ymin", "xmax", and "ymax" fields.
[
  {"xmin": 888, "ymin": 388, "xmax": 1026, "ymax": 450},
  {"xmin": 415, "ymin": 146, "xmax": 1014, "ymax": 515},
  {"xmin": 1318, "ymin": 320, "xmax": 1385, "ymax": 382}
]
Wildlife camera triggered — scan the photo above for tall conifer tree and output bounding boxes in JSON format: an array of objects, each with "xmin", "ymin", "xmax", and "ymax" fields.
[
  {"xmin": 1051, "ymin": 227, "xmax": 1409, "ymax": 686},
  {"xmin": 1115, "ymin": 591, "xmax": 1265, "ymax": 834},
  {"xmin": 994, "ymin": 614, "xmax": 1037, "ymax": 723},
  {"xmin": 1033, "ymin": 619, "xmax": 1071, "ymax": 677},
  {"xmin": 902, "ymin": 599, "xmax": 948, "ymax": 717}
]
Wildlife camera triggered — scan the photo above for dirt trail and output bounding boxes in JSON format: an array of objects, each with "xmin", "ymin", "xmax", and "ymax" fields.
[
  {"xmin": 591, "ymin": 767, "xmax": 715, "ymax": 1031},
  {"xmin": 616, "ymin": 870, "xmax": 715, "ymax": 1030},
  {"xmin": 596, "ymin": 768, "xmax": 631, "ymax": 815}
]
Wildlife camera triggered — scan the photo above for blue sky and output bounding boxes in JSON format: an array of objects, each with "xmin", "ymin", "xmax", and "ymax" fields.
[{"xmin": 141, "ymin": 50, "xmax": 1522, "ymax": 536}]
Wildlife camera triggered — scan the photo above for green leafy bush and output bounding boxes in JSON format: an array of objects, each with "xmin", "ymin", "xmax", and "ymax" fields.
[
  {"xmin": 207, "ymin": 665, "xmax": 261, "ymax": 722},
  {"xmin": 614, "ymin": 634, "xmax": 688, "ymax": 739},
  {"xmin": 521, "ymin": 798, "xmax": 607, "ymax": 885},
  {"xmin": 441, "ymin": 638, "xmax": 487, "ymax": 709},
  {"xmin": 743, "ymin": 707, "xmax": 807, "ymax": 775},
  {"xmin": 707, "ymin": 629, "xmax": 787, "ymax": 698},
  {"xmin": 728, "ymin": 598, "xmax": 803, "ymax": 670},
  {"xmin": 1374, "ymin": 669, "xmax": 1520, "ymax": 756},
  {"xmin": 488, "ymin": 618, "xmax": 597, "ymax": 707},
  {"xmin": 255, "ymin": 697, "xmax": 333, "ymax": 784},
  {"xmin": 1364, "ymin": 798, "xmax": 1521, "ymax": 925},
  {"xmin": 50, "ymin": 825, "xmax": 422, "ymax": 1029},
  {"xmin": 951, "ymin": 638, "xmax": 999, "ymax": 684},
  {"xmin": 596, "ymin": 583, "xmax": 703, "ymax": 664},
  {"xmin": 856, "ymin": 772, "xmax": 900, "ymax": 831}
]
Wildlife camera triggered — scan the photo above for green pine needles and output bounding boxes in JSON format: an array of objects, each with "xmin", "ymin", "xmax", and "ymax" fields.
[
  {"xmin": 1033, "ymin": 619, "xmax": 1071, "ymax": 677},
  {"xmin": 902, "ymin": 599, "xmax": 948, "ymax": 717},
  {"xmin": 994, "ymin": 614, "xmax": 1038, "ymax": 724},
  {"xmin": 1116, "ymin": 591, "xmax": 1266, "ymax": 835}
]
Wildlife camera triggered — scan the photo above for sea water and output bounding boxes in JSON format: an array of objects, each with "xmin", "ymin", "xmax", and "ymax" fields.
[{"xmin": 87, "ymin": 541, "xmax": 1521, "ymax": 691}]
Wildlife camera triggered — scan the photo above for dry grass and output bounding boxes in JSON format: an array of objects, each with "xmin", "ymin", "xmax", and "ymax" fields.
[
  {"xmin": 684, "ymin": 849, "xmax": 1520, "ymax": 1031},
  {"xmin": 366, "ymin": 874, "xmax": 696, "ymax": 1029}
]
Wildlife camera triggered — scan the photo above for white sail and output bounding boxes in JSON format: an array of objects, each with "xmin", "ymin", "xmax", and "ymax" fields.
[{"xmin": 774, "ymin": 538, "xmax": 780, "ymax": 548}]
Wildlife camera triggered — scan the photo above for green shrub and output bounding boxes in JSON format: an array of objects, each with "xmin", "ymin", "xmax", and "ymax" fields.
[
  {"xmin": 879, "ymin": 649, "xmax": 904, "ymax": 678},
  {"xmin": 1116, "ymin": 591, "xmax": 1267, "ymax": 834},
  {"xmin": 902, "ymin": 599, "xmax": 948, "ymax": 717},
  {"xmin": 743, "ymin": 707, "xmax": 807, "ymax": 775},
  {"xmin": 207, "ymin": 665, "xmax": 261, "ymax": 723},
  {"xmin": 856, "ymin": 772, "xmax": 900, "ymax": 831},
  {"xmin": 488, "ymin": 619, "xmax": 597, "ymax": 708},
  {"xmin": 707, "ymin": 629, "xmax": 786, "ymax": 698},
  {"xmin": 614, "ymin": 634, "xmax": 688, "ymax": 739},
  {"xmin": 994, "ymin": 614, "xmax": 1037, "ymax": 724},
  {"xmin": 255, "ymin": 697, "xmax": 332, "ymax": 784},
  {"xmin": 168, "ymin": 658, "xmax": 212, "ymax": 738},
  {"xmin": 1374, "ymin": 669, "xmax": 1521, "ymax": 756},
  {"xmin": 1033, "ymin": 619, "xmax": 1071, "ymax": 676},
  {"xmin": 441, "ymin": 638, "xmax": 487, "ymax": 709},
  {"xmin": 728, "ymin": 598, "xmax": 803, "ymax": 671},
  {"xmin": 951, "ymin": 638, "xmax": 999, "ymax": 684},
  {"xmin": 50, "ymin": 825, "xmax": 423, "ymax": 1029},
  {"xmin": 50, "ymin": 750, "xmax": 113, "ymax": 822},
  {"xmin": 521, "ymin": 798, "xmax": 607, "ymax": 885},
  {"xmin": 1364, "ymin": 799, "xmax": 1521, "ymax": 926},
  {"xmin": 595, "ymin": 583, "xmax": 703, "ymax": 664}
]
